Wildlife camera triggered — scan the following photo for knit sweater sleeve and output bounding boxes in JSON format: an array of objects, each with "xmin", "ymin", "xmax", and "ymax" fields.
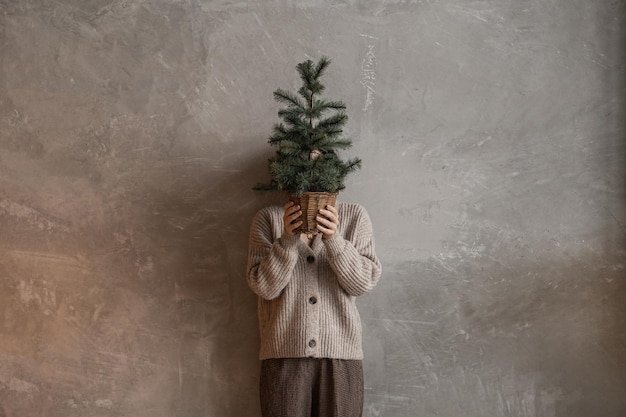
[
  {"xmin": 323, "ymin": 204, "xmax": 382, "ymax": 297},
  {"xmin": 246, "ymin": 207, "xmax": 300, "ymax": 300}
]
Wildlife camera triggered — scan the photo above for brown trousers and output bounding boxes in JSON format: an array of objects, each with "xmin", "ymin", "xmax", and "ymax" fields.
[{"xmin": 260, "ymin": 358, "xmax": 364, "ymax": 417}]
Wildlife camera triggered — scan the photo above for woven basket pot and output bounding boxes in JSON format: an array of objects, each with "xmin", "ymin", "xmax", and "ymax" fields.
[{"xmin": 289, "ymin": 191, "xmax": 338, "ymax": 236}]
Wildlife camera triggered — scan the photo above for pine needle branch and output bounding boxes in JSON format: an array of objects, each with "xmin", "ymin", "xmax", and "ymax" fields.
[{"xmin": 273, "ymin": 89, "xmax": 304, "ymax": 108}]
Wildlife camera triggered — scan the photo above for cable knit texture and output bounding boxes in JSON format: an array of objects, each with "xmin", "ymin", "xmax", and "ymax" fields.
[{"xmin": 247, "ymin": 202, "xmax": 382, "ymax": 360}]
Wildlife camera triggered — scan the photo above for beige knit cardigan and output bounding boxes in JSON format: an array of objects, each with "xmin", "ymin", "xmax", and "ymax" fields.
[{"xmin": 247, "ymin": 202, "xmax": 382, "ymax": 360}]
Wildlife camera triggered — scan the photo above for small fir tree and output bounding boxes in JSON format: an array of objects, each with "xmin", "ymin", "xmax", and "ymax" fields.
[{"xmin": 254, "ymin": 56, "xmax": 361, "ymax": 196}]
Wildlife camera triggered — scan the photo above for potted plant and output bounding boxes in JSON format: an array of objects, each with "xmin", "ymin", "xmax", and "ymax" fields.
[{"xmin": 254, "ymin": 56, "xmax": 361, "ymax": 236}]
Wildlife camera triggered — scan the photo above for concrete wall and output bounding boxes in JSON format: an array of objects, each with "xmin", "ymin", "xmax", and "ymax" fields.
[{"xmin": 1, "ymin": 1, "xmax": 625, "ymax": 416}]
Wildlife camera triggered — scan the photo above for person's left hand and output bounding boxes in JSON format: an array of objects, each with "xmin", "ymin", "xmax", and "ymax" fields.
[{"xmin": 316, "ymin": 205, "xmax": 339, "ymax": 240}]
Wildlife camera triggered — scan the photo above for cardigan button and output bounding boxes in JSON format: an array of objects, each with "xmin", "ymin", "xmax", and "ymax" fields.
[
  {"xmin": 306, "ymin": 255, "xmax": 315, "ymax": 263},
  {"xmin": 308, "ymin": 339, "xmax": 316, "ymax": 348},
  {"xmin": 308, "ymin": 296, "xmax": 317, "ymax": 305}
]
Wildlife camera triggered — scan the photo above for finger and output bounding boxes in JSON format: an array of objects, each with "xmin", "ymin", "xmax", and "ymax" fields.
[
  {"xmin": 288, "ymin": 219, "xmax": 303, "ymax": 231},
  {"xmin": 316, "ymin": 215, "xmax": 333, "ymax": 228},
  {"xmin": 285, "ymin": 204, "xmax": 301, "ymax": 217},
  {"xmin": 316, "ymin": 222, "xmax": 330, "ymax": 233},
  {"xmin": 318, "ymin": 209, "xmax": 337, "ymax": 224},
  {"xmin": 287, "ymin": 213, "xmax": 302, "ymax": 225},
  {"xmin": 323, "ymin": 205, "xmax": 338, "ymax": 219},
  {"xmin": 284, "ymin": 201, "xmax": 295, "ymax": 211},
  {"xmin": 285, "ymin": 202, "xmax": 298, "ymax": 212},
  {"xmin": 316, "ymin": 222, "xmax": 334, "ymax": 236},
  {"xmin": 287, "ymin": 206, "xmax": 301, "ymax": 218},
  {"xmin": 286, "ymin": 212, "xmax": 302, "ymax": 227},
  {"xmin": 285, "ymin": 218, "xmax": 303, "ymax": 235}
]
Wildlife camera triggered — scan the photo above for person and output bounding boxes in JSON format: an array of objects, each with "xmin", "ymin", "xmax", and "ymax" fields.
[{"xmin": 246, "ymin": 199, "xmax": 382, "ymax": 417}]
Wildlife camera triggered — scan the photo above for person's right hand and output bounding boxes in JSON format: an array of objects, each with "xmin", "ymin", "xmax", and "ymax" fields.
[{"xmin": 283, "ymin": 201, "xmax": 302, "ymax": 237}]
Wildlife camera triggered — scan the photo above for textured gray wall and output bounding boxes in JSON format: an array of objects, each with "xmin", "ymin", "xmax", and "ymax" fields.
[{"xmin": 1, "ymin": 1, "xmax": 625, "ymax": 416}]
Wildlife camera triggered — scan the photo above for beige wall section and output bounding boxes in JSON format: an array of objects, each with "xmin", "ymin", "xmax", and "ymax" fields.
[{"xmin": 1, "ymin": 1, "xmax": 625, "ymax": 416}]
